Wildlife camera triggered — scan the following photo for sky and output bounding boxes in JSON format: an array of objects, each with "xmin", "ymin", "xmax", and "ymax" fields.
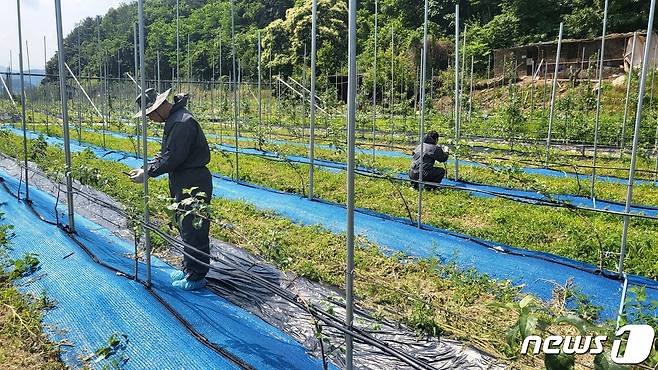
[{"xmin": 2, "ymin": 0, "xmax": 127, "ymax": 71}]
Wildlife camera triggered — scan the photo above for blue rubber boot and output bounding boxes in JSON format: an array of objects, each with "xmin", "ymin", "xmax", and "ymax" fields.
[
  {"xmin": 170, "ymin": 270, "xmax": 185, "ymax": 282},
  {"xmin": 172, "ymin": 278, "xmax": 207, "ymax": 291}
]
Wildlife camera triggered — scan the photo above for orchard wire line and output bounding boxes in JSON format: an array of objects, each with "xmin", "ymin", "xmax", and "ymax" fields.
[
  {"xmin": 54, "ymin": 0, "xmax": 75, "ymax": 233},
  {"xmin": 138, "ymin": 0, "xmax": 152, "ymax": 287},
  {"xmin": 15, "ymin": 0, "xmax": 29, "ymax": 201},
  {"xmin": 417, "ymin": 0, "xmax": 429, "ymax": 228},
  {"xmin": 545, "ymin": 23, "xmax": 564, "ymax": 167},
  {"xmin": 591, "ymin": 0, "xmax": 609, "ymax": 198},
  {"xmin": 346, "ymin": 0, "xmax": 357, "ymax": 365},
  {"xmin": 619, "ymin": 0, "xmax": 657, "ymax": 277},
  {"xmin": 0, "ymin": 155, "xmax": 434, "ymax": 370},
  {"xmin": 11, "ymin": 126, "xmax": 656, "ymax": 316},
  {"xmin": 209, "ymin": 144, "xmax": 658, "ymax": 221},
  {"xmin": 309, "ymin": 0, "xmax": 317, "ymax": 200},
  {"xmin": 64, "ymin": 63, "xmax": 109, "ymax": 149},
  {"xmin": 620, "ymin": 32, "xmax": 638, "ymax": 157},
  {"xmin": 63, "ymin": 62, "xmax": 107, "ymax": 149}
]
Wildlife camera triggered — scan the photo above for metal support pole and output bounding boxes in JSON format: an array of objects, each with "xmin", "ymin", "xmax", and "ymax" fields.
[
  {"xmin": 545, "ymin": 23, "xmax": 563, "ymax": 166},
  {"xmin": 268, "ymin": 47, "xmax": 273, "ymax": 140},
  {"xmin": 16, "ymin": 0, "xmax": 29, "ymax": 200},
  {"xmin": 654, "ymin": 119, "xmax": 658, "ymax": 184},
  {"xmin": 591, "ymin": 0, "xmax": 609, "ymax": 197},
  {"xmin": 25, "ymin": 40, "xmax": 33, "ymax": 131},
  {"xmin": 44, "ymin": 36, "xmax": 49, "ymax": 135},
  {"xmin": 187, "ymin": 33, "xmax": 191, "ymax": 94},
  {"xmin": 619, "ymin": 0, "xmax": 656, "ymax": 276},
  {"xmin": 345, "ymin": 0, "xmax": 357, "ymax": 366},
  {"xmin": 530, "ymin": 59, "xmax": 536, "ymax": 113},
  {"xmin": 176, "ymin": 0, "xmax": 180, "ymax": 87},
  {"xmin": 138, "ymin": 0, "xmax": 152, "ymax": 286},
  {"xmin": 211, "ymin": 55, "xmax": 216, "ymax": 134},
  {"xmin": 309, "ymin": 0, "xmax": 317, "ymax": 200},
  {"xmin": 157, "ymin": 50, "xmax": 161, "ymax": 92},
  {"xmin": 417, "ymin": 0, "xmax": 429, "ymax": 228},
  {"xmin": 133, "ymin": 23, "xmax": 140, "ymax": 155},
  {"xmin": 231, "ymin": 0, "xmax": 239, "ymax": 180},
  {"xmin": 371, "ymin": 0, "xmax": 378, "ymax": 160},
  {"xmin": 258, "ymin": 31, "xmax": 263, "ymax": 141},
  {"xmin": 621, "ymin": 32, "xmax": 638, "ymax": 156},
  {"xmin": 487, "ymin": 54, "xmax": 491, "ymax": 81},
  {"xmin": 54, "ymin": 0, "xmax": 75, "ymax": 232},
  {"xmin": 219, "ymin": 40, "xmax": 223, "ymax": 141},
  {"xmin": 468, "ymin": 54, "xmax": 474, "ymax": 122},
  {"xmin": 454, "ymin": 5, "xmax": 461, "ymax": 180},
  {"xmin": 390, "ymin": 27, "xmax": 394, "ymax": 147}
]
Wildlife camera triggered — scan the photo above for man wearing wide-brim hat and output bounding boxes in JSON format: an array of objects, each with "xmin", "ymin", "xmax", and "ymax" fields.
[{"xmin": 129, "ymin": 88, "xmax": 213, "ymax": 291}]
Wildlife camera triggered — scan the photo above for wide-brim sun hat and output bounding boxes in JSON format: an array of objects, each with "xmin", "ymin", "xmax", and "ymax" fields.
[{"xmin": 133, "ymin": 88, "xmax": 171, "ymax": 118}]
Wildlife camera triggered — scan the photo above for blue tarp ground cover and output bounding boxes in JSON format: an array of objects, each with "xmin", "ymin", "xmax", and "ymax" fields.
[
  {"xmin": 71, "ymin": 127, "xmax": 658, "ymax": 217},
  {"xmin": 0, "ymin": 170, "xmax": 330, "ymax": 370},
  {"xmin": 204, "ymin": 133, "xmax": 658, "ymax": 186},
  {"xmin": 5, "ymin": 127, "xmax": 658, "ymax": 320},
  {"xmin": 86, "ymin": 127, "xmax": 657, "ymax": 186}
]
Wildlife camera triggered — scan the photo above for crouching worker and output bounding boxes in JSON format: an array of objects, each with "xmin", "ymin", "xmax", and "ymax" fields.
[
  {"xmin": 128, "ymin": 88, "xmax": 213, "ymax": 291},
  {"xmin": 409, "ymin": 130, "xmax": 449, "ymax": 190}
]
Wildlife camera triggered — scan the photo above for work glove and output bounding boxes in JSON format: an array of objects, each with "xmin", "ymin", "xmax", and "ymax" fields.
[
  {"xmin": 129, "ymin": 168, "xmax": 145, "ymax": 183},
  {"xmin": 441, "ymin": 145, "xmax": 450, "ymax": 153}
]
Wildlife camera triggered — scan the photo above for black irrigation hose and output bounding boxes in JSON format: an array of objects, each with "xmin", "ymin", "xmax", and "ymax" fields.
[
  {"xmin": 63, "ymin": 182, "xmax": 434, "ymax": 368},
  {"xmin": 139, "ymin": 223, "xmax": 434, "ymax": 370},
  {"xmin": 215, "ymin": 147, "xmax": 658, "ymax": 221},
  {"xmin": 0, "ymin": 177, "xmax": 257, "ymax": 370},
  {"xmin": 208, "ymin": 153, "xmax": 658, "ymax": 289},
  {"xmin": 0, "ymin": 159, "xmax": 435, "ymax": 369}
]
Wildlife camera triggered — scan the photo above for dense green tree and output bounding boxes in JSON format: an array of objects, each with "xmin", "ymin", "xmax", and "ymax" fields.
[{"xmin": 43, "ymin": 0, "xmax": 658, "ymax": 87}]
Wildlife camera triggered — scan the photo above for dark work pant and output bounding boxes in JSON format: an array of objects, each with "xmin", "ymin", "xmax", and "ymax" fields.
[
  {"xmin": 171, "ymin": 167, "xmax": 213, "ymax": 281},
  {"xmin": 409, "ymin": 167, "xmax": 446, "ymax": 190}
]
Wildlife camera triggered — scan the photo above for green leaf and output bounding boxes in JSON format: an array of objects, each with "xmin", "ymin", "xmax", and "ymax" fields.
[
  {"xmin": 506, "ymin": 325, "xmax": 520, "ymax": 348},
  {"xmin": 519, "ymin": 295, "xmax": 534, "ymax": 309},
  {"xmin": 593, "ymin": 352, "xmax": 626, "ymax": 370},
  {"xmin": 544, "ymin": 352, "xmax": 575, "ymax": 370},
  {"xmin": 554, "ymin": 315, "xmax": 591, "ymax": 335}
]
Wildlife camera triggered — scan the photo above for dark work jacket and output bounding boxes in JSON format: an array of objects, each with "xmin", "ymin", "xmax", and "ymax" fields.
[
  {"xmin": 147, "ymin": 95, "xmax": 212, "ymax": 201},
  {"xmin": 409, "ymin": 136, "xmax": 448, "ymax": 177}
]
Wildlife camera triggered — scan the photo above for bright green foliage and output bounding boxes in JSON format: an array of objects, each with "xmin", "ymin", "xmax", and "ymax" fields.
[{"xmin": 43, "ymin": 0, "xmax": 657, "ymax": 90}]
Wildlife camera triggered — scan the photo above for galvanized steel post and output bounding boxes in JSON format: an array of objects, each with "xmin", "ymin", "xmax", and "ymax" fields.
[
  {"xmin": 545, "ymin": 23, "xmax": 563, "ymax": 166},
  {"xmin": 54, "ymin": 0, "xmax": 75, "ymax": 232},
  {"xmin": 590, "ymin": 0, "xmax": 609, "ymax": 197},
  {"xmin": 619, "ymin": 0, "xmax": 657, "ymax": 276},
  {"xmin": 309, "ymin": 0, "xmax": 317, "ymax": 200},
  {"xmin": 345, "ymin": 0, "xmax": 357, "ymax": 366}
]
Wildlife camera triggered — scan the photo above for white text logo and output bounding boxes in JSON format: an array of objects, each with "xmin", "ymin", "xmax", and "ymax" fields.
[{"xmin": 521, "ymin": 324, "xmax": 655, "ymax": 364}]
